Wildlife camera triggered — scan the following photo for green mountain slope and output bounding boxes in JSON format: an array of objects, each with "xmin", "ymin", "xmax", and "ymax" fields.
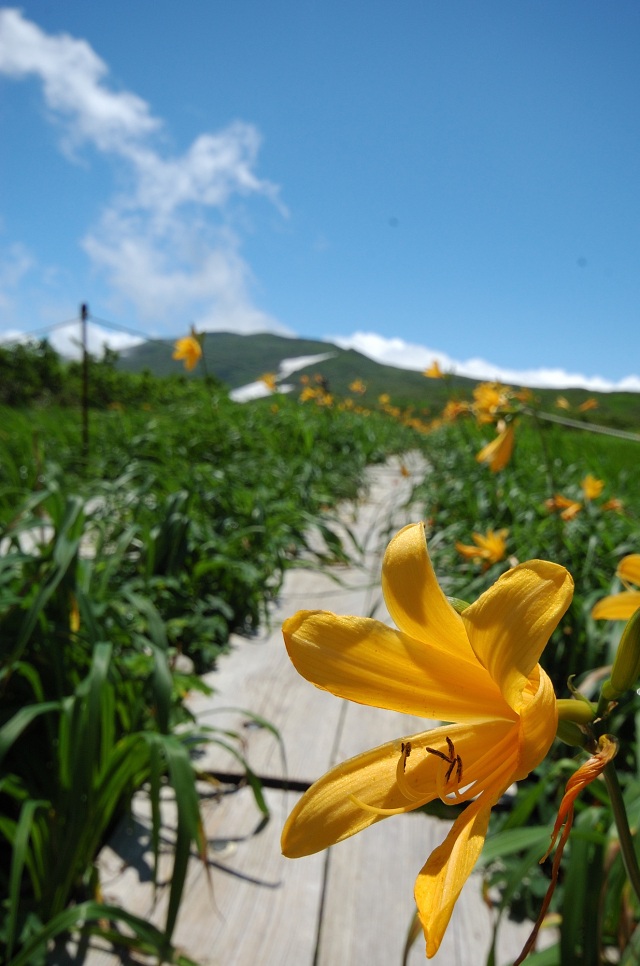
[{"xmin": 117, "ymin": 330, "xmax": 640, "ymax": 429}]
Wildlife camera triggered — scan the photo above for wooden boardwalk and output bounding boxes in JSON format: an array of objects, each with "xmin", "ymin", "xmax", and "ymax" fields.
[{"xmin": 56, "ymin": 455, "xmax": 547, "ymax": 966}]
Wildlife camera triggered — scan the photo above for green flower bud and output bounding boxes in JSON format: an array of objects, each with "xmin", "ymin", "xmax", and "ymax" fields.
[{"xmin": 609, "ymin": 606, "xmax": 640, "ymax": 695}]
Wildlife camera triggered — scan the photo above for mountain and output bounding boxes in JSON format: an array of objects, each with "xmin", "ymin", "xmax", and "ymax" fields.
[{"xmin": 118, "ymin": 331, "xmax": 640, "ymax": 428}]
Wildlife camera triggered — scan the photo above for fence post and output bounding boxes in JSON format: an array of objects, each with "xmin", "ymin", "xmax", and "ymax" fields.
[{"xmin": 81, "ymin": 303, "xmax": 89, "ymax": 461}]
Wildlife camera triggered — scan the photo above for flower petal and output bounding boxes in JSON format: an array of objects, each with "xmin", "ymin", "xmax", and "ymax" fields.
[
  {"xmin": 381, "ymin": 523, "xmax": 476, "ymax": 662},
  {"xmin": 618, "ymin": 555, "xmax": 640, "ymax": 589},
  {"xmin": 281, "ymin": 720, "xmax": 515, "ymax": 858},
  {"xmin": 462, "ymin": 560, "xmax": 573, "ymax": 711},
  {"xmin": 414, "ymin": 764, "xmax": 515, "ymax": 958},
  {"xmin": 592, "ymin": 591, "xmax": 640, "ymax": 620},
  {"xmin": 281, "ymin": 739, "xmax": 417, "ymax": 857},
  {"xmin": 283, "ymin": 610, "xmax": 511, "ymax": 722},
  {"xmin": 513, "ymin": 666, "xmax": 558, "ymax": 780}
]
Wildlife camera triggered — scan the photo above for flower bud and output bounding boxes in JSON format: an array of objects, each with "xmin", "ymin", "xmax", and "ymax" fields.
[{"xmin": 607, "ymin": 606, "xmax": 640, "ymax": 696}]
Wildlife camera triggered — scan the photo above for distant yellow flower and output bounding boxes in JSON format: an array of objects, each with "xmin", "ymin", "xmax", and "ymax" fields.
[
  {"xmin": 456, "ymin": 528, "xmax": 509, "ymax": 568},
  {"xmin": 473, "ymin": 382, "xmax": 511, "ymax": 423},
  {"xmin": 423, "ymin": 360, "xmax": 444, "ymax": 379},
  {"xmin": 602, "ymin": 497, "xmax": 624, "ymax": 513},
  {"xmin": 261, "ymin": 372, "xmax": 278, "ymax": 392},
  {"xmin": 476, "ymin": 423, "xmax": 515, "ymax": 472},
  {"xmin": 592, "ymin": 555, "xmax": 640, "ymax": 620},
  {"xmin": 578, "ymin": 398, "xmax": 598, "ymax": 412},
  {"xmin": 349, "ymin": 378, "xmax": 367, "ymax": 394},
  {"xmin": 281, "ymin": 523, "xmax": 573, "ymax": 959},
  {"xmin": 442, "ymin": 399, "xmax": 470, "ymax": 422},
  {"xmin": 378, "ymin": 393, "xmax": 390, "ymax": 405},
  {"xmin": 581, "ymin": 474, "xmax": 604, "ymax": 501},
  {"xmin": 545, "ymin": 494, "xmax": 582, "ymax": 521},
  {"xmin": 555, "ymin": 396, "xmax": 570, "ymax": 410},
  {"xmin": 173, "ymin": 332, "xmax": 203, "ymax": 372}
]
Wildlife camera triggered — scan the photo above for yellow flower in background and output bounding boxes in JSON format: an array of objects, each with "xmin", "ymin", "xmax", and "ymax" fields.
[
  {"xmin": 261, "ymin": 372, "xmax": 278, "ymax": 392},
  {"xmin": 581, "ymin": 474, "xmax": 605, "ymax": 501},
  {"xmin": 602, "ymin": 497, "xmax": 624, "ymax": 513},
  {"xmin": 455, "ymin": 528, "xmax": 509, "ymax": 568},
  {"xmin": 555, "ymin": 396, "xmax": 570, "ymax": 410},
  {"xmin": 545, "ymin": 494, "xmax": 582, "ymax": 521},
  {"xmin": 423, "ymin": 360, "xmax": 444, "ymax": 379},
  {"xmin": 349, "ymin": 378, "xmax": 367, "ymax": 394},
  {"xmin": 578, "ymin": 398, "xmax": 598, "ymax": 412},
  {"xmin": 476, "ymin": 422, "xmax": 515, "ymax": 472},
  {"xmin": 378, "ymin": 393, "xmax": 390, "ymax": 405},
  {"xmin": 472, "ymin": 382, "xmax": 511, "ymax": 423},
  {"xmin": 592, "ymin": 555, "xmax": 640, "ymax": 620},
  {"xmin": 172, "ymin": 332, "xmax": 203, "ymax": 371},
  {"xmin": 281, "ymin": 522, "xmax": 573, "ymax": 958},
  {"xmin": 442, "ymin": 399, "xmax": 471, "ymax": 422}
]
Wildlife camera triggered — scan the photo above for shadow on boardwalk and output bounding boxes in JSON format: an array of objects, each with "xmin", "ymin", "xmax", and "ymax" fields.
[{"xmin": 52, "ymin": 454, "xmax": 551, "ymax": 966}]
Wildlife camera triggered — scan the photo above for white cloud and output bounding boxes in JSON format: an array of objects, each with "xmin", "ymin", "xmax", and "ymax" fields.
[
  {"xmin": 0, "ymin": 320, "xmax": 143, "ymax": 359},
  {"xmin": 0, "ymin": 9, "xmax": 159, "ymax": 153},
  {"xmin": 329, "ymin": 330, "xmax": 640, "ymax": 392},
  {"xmin": 0, "ymin": 8, "xmax": 285, "ymax": 333}
]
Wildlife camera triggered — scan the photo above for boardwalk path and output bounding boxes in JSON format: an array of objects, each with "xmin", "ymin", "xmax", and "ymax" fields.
[{"xmin": 71, "ymin": 454, "xmax": 541, "ymax": 966}]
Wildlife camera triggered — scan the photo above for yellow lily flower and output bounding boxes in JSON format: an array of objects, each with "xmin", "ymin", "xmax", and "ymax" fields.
[
  {"xmin": 261, "ymin": 372, "xmax": 278, "ymax": 392},
  {"xmin": 544, "ymin": 493, "xmax": 582, "ymax": 521},
  {"xmin": 555, "ymin": 396, "xmax": 570, "ymax": 410},
  {"xmin": 476, "ymin": 422, "xmax": 515, "ymax": 472},
  {"xmin": 578, "ymin": 397, "xmax": 598, "ymax": 412},
  {"xmin": 281, "ymin": 523, "xmax": 573, "ymax": 958},
  {"xmin": 349, "ymin": 378, "xmax": 367, "ymax": 394},
  {"xmin": 423, "ymin": 360, "xmax": 444, "ymax": 379},
  {"xmin": 172, "ymin": 332, "xmax": 203, "ymax": 371},
  {"xmin": 455, "ymin": 528, "xmax": 509, "ymax": 568},
  {"xmin": 592, "ymin": 554, "xmax": 640, "ymax": 620},
  {"xmin": 581, "ymin": 474, "xmax": 604, "ymax": 501}
]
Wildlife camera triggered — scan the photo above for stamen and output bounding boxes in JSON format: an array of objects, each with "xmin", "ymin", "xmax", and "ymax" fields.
[
  {"xmin": 348, "ymin": 793, "xmax": 416, "ymax": 816},
  {"xmin": 395, "ymin": 749, "xmax": 425, "ymax": 802}
]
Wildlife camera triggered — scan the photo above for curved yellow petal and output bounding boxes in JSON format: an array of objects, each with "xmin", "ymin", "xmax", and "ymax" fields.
[
  {"xmin": 381, "ymin": 523, "xmax": 476, "ymax": 662},
  {"xmin": 618, "ymin": 555, "xmax": 640, "ymax": 588},
  {"xmin": 283, "ymin": 610, "xmax": 511, "ymax": 723},
  {"xmin": 592, "ymin": 591, "xmax": 640, "ymax": 620},
  {"xmin": 281, "ymin": 720, "xmax": 516, "ymax": 859},
  {"xmin": 414, "ymin": 762, "xmax": 515, "ymax": 957},
  {"xmin": 281, "ymin": 737, "xmax": 425, "ymax": 857},
  {"xmin": 462, "ymin": 560, "xmax": 573, "ymax": 711},
  {"xmin": 513, "ymin": 666, "xmax": 558, "ymax": 781}
]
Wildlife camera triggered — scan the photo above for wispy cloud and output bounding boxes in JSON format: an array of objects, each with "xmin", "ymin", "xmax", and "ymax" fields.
[
  {"xmin": 330, "ymin": 330, "xmax": 640, "ymax": 392},
  {"xmin": 0, "ymin": 8, "xmax": 287, "ymax": 333}
]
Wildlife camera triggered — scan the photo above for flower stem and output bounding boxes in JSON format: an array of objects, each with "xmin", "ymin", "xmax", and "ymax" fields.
[{"xmin": 603, "ymin": 760, "xmax": 640, "ymax": 904}]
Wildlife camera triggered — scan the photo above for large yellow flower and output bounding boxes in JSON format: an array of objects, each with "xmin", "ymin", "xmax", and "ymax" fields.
[
  {"xmin": 592, "ymin": 555, "xmax": 640, "ymax": 620},
  {"xmin": 281, "ymin": 523, "xmax": 573, "ymax": 958}
]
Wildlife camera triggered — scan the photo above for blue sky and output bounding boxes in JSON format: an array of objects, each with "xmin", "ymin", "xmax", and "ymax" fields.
[{"xmin": 1, "ymin": 1, "xmax": 639, "ymax": 389}]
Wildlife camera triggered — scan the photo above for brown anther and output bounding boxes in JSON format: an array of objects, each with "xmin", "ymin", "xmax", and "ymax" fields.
[
  {"xmin": 426, "ymin": 736, "xmax": 463, "ymax": 785},
  {"xmin": 400, "ymin": 741, "xmax": 412, "ymax": 772}
]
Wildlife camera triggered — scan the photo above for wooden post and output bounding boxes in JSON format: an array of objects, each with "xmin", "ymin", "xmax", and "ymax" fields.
[{"xmin": 81, "ymin": 303, "xmax": 89, "ymax": 462}]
